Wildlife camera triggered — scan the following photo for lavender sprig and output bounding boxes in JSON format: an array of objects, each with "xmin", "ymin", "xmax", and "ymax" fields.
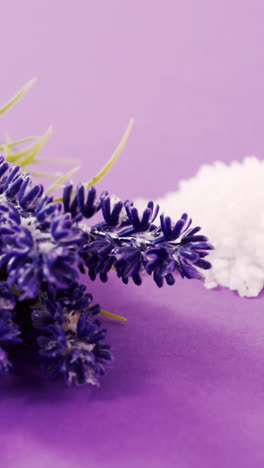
[
  {"xmin": 31, "ymin": 283, "xmax": 112, "ymax": 386},
  {"xmin": 0, "ymin": 155, "xmax": 213, "ymax": 386},
  {"xmin": 0, "ymin": 157, "xmax": 111, "ymax": 384},
  {"xmin": 63, "ymin": 186, "xmax": 213, "ymax": 287}
]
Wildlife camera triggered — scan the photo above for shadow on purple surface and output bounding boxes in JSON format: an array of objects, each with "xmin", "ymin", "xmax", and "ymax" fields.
[{"xmin": 0, "ymin": 278, "xmax": 264, "ymax": 467}]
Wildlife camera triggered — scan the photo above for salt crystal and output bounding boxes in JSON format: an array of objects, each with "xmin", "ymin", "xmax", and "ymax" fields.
[{"xmin": 135, "ymin": 157, "xmax": 264, "ymax": 297}]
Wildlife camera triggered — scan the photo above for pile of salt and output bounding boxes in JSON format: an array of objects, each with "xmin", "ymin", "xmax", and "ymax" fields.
[{"xmin": 135, "ymin": 157, "xmax": 264, "ymax": 297}]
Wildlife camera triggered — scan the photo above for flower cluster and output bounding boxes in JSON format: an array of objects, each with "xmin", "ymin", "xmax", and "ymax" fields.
[
  {"xmin": 0, "ymin": 156, "xmax": 212, "ymax": 386},
  {"xmin": 63, "ymin": 188, "xmax": 213, "ymax": 287},
  {"xmin": 0, "ymin": 157, "xmax": 111, "ymax": 385},
  {"xmin": 31, "ymin": 283, "xmax": 111, "ymax": 386}
]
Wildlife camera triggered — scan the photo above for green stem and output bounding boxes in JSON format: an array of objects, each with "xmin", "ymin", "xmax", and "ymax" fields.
[
  {"xmin": 0, "ymin": 135, "xmax": 38, "ymax": 152},
  {"xmin": 99, "ymin": 309, "xmax": 127, "ymax": 321},
  {"xmin": 86, "ymin": 117, "xmax": 134, "ymax": 187},
  {"xmin": 19, "ymin": 126, "xmax": 53, "ymax": 167},
  {"xmin": 0, "ymin": 78, "xmax": 37, "ymax": 115},
  {"xmin": 45, "ymin": 166, "xmax": 80, "ymax": 194},
  {"xmin": 53, "ymin": 118, "xmax": 134, "ymax": 203}
]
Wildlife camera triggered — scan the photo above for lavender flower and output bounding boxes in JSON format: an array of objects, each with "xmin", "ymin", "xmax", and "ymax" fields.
[
  {"xmin": 62, "ymin": 187, "xmax": 213, "ymax": 287},
  {"xmin": 0, "ymin": 157, "xmax": 111, "ymax": 384},
  {"xmin": 0, "ymin": 158, "xmax": 83, "ymax": 300},
  {"xmin": 32, "ymin": 283, "xmax": 112, "ymax": 386},
  {"xmin": 0, "ymin": 155, "xmax": 212, "ymax": 386}
]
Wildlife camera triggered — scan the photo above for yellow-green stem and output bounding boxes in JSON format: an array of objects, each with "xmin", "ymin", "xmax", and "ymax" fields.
[
  {"xmin": 99, "ymin": 309, "xmax": 127, "ymax": 321},
  {"xmin": 46, "ymin": 166, "xmax": 80, "ymax": 193},
  {"xmin": 0, "ymin": 135, "xmax": 38, "ymax": 151},
  {"xmin": 19, "ymin": 126, "xmax": 53, "ymax": 167},
  {"xmin": 53, "ymin": 118, "xmax": 134, "ymax": 203},
  {"xmin": 86, "ymin": 117, "xmax": 134, "ymax": 187},
  {"xmin": 0, "ymin": 78, "xmax": 37, "ymax": 115},
  {"xmin": 28, "ymin": 171, "xmax": 62, "ymax": 179}
]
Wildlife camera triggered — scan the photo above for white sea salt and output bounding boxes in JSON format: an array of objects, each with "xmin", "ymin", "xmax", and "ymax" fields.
[{"xmin": 135, "ymin": 156, "xmax": 264, "ymax": 297}]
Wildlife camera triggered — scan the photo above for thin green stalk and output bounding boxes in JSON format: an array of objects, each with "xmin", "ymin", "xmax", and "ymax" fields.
[
  {"xmin": 53, "ymin": 118, "xmax": 134, "ymax": 203},
  {"xmin": 46, "ymin": 166, "xmax": 80, "ymax": 194},
  {"xmin": 3, "ymin": 138, "xmax": 42, "ymax": 163},
  {"xmin": 19, "ymin": 126, "xmax": 53, "ymax": 167},
  {"xmin": 28, "ymin": 171, "xmax": 62, "ymax": 179},
  {"xmin": 99, "ymin": 309, "xmax": 127, "ymax": 321},
  {"xmin": 0, "ymin": 78, "xmax": 37, "ymax": 115},
  {"xmin": 86, "ymin": 117, "xmax": 134, "ymax": 187},
  {"xmin": 0, "ymin": 135, "xmax": 38, "ymax": 151}
]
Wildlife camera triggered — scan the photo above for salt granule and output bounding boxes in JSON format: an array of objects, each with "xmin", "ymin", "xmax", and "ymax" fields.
[{"xmin": 135, "ymin": 157, "xmax": 264, "ymax": 297}]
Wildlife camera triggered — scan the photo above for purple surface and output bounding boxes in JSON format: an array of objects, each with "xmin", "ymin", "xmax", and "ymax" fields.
[{"xmin": 1, "ymin": 1, "xmax": 264, "ymax": 467}]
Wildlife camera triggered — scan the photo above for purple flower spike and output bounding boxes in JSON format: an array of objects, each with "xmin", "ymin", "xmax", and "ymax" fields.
[
  {"xmin": 43, "ymin": 246, "xmax": 78, "ymax": 288},
  {"xmin": 32, "ymin": 283, "xmax": 112, "ymax": 386},
  {"xmin": 158, "ymin": 212, "xmax": 191, "ymax": 242},
  {"xmin": 18, "ymin": 176, "xmax": 44, "ymax": 210},
  {"xmin": 0, "ymin": 155, "xmax": 212, "ymax": 386},
  {"xmin": 77, "ymin": 185, "xmax": 102, "ymax": 219},
  {"xmin": 80, "ymin": 201, "xmax": 212, "ymax": 286},
  {"xmin": 101, "ymin": 194, "xmax": 124, "ymax": 226},
  {"xmin": 63, "ymin": 184, "xmax": 79, "ymax": 218},
  {"xmin": 123, "ymin": 200, "xmax": 159, "ymax": 233}
]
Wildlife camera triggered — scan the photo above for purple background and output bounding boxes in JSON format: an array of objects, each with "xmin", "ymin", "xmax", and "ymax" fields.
[{"xmin": 1, "ymin": 1, "xmax": 264, "ymax": 467}]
